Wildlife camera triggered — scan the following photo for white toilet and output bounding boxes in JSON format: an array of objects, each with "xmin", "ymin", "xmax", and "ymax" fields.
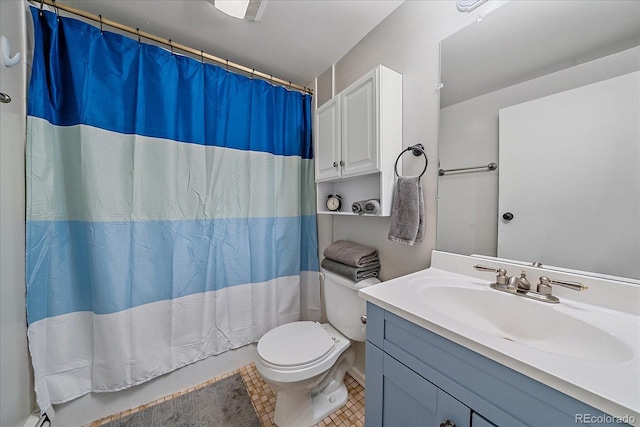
[{"xmin": 256, "ymin": 268, "xmax": 380, "ymax": 427}]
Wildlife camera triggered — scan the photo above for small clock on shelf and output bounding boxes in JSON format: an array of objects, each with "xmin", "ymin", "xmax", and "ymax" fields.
[{"xmin": 326, "ymin": 194, "xmax": 342, "ymax": 212}]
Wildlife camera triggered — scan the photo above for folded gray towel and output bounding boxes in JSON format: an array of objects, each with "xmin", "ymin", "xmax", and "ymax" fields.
[
  {"xmin": 321, "ymin": 258, "xmax": 380, "ymax": 282},
  {"xmin": 323, "ymin": 239, "xmax": 379, "ymax": 267},
  {"xmin": 352, "ymin": 201, "xmax": 365, "ymax": 214},
  {"xmin": 364, "ymin": 199, "xmax": 381, "ymax": 215},
  {"xmin": 388, "ymin": 176, "xmax": 424, "ymax": 246}
]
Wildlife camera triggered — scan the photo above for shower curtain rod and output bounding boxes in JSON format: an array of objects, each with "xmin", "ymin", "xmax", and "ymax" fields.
[{"xmin": 36, "ymin": 0, "xmax": 314, "ymax": 95}]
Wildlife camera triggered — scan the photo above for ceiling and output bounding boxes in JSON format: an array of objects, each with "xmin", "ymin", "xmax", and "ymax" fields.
[
  {"xmin": 59, "ymin": 0, "xmax": 405, "ymax": 88},
  {"xmin": 440, "ymin": 0, "xmax": 640, "ymax": 107}
]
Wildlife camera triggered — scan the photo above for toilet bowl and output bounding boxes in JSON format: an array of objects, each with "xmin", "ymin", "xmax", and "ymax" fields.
[{"xmin": 256, "ymin": 269, "xmax": 380, "ymax": 427}]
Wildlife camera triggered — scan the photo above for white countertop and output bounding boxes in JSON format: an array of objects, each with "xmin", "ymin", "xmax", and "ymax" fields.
[{"xmin": 359, "ymin": 251, "xmax": 640, "ymax": 425}]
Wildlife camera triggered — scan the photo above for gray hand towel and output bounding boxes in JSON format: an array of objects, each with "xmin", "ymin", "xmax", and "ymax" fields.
[
  {"xmin": 388, "ymin": 176, "xmax": 424, "ymax": 246},
  {"xmin": 321, "ymin": 258, "xmax": 380, "ymax": 282},
  {"xmin": 323, "ymin": 240, "xmax": 379, "ymax": 267},
  {"xmin": 364, "ymin": 199, "xmax": 381, "ymax": 215},
  {"xmin": 352, "ymin": 201, "xmax": 365, "ymax": 214}
]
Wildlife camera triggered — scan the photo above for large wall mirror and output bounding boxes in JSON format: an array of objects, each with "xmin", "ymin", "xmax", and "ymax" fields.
[{"xmin": 437, "ymin": 1, "xmax": 640, "ymax": 282}]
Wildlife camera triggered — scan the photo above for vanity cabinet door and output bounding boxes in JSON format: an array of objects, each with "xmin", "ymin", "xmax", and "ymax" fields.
[
  {"xmin": 365, "ymin": 342, "xmax": 470, "ymax": 427},
  {"xmin": 382, "ymin": 353, "xmax": 439, "ymax": 426},
  {"xmin": 472, "ymin": 413, "xmax": 497, "ymax": 427}
]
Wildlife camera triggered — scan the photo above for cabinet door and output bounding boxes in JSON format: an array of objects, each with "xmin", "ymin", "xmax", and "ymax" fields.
[
  {"xmin": 365, "ymin": 344, "xmax": 470, "ymax": 427},
  {"xmin": 341, "ymin": 70, "xmax": 379, "ymax": 178},
  {"xmin": 472, "ymin": 413, "xmax": 497, "ymax": 427},
  {"xmin": 315, "ymin": 97, "xmax": 341, "ymax": 182},
  {"xmin": 437, "ymin": 389, "xmax": 472, "ymax": 427}
]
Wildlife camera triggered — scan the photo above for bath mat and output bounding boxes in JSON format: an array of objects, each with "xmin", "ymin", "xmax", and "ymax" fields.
[{"xmin": 102, "ymin": 374, "xmax": 260, "ymax": 427}]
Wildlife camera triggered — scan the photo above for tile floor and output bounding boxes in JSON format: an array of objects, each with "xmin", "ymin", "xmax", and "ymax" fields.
[
  {"xmin": 241, "ymin": 362, "xmax": 365, "ymax": 427},
  {"xmin": 86, "ymin": 362, "xmax": 365, "ymax": 427}
]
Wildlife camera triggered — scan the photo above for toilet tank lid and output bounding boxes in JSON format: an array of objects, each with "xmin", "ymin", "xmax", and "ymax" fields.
[{"xmin": 321, "ymin": 268, "xmax": 380, "ymax": 290}]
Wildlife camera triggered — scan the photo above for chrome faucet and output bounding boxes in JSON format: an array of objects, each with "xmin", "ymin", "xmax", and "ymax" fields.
[
  {"xmin": 473, "ymin": 265, "xmax": 588, "ymax": 304},
  {"xmin": 473, "ymin": 265, "xmax": 529, "ymax": 292}
]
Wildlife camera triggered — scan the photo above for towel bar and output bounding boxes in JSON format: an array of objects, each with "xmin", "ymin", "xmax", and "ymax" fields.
[
  {"xmin": 438, "ymin": 162, "xmax": 497, "ymax": 176},
  {"xmin": 394, "ymin": 144, "xmax": 428, "ymax": 178}
]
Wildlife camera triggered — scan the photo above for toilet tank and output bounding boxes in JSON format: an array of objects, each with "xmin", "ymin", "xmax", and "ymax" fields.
[{"xmin": 322, "ymin": 268, "xmax": 380, "ymax": 342}]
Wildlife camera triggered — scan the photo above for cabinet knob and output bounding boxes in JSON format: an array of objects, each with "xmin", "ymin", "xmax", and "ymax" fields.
[
  {"xmin": 439, "ymin": 421, "xmax": 456, "ymax": 427},
  {"xmin": 333, "ymin": 161, "xmax": 338, "ymax": 168},
  {"xmin": 339, "ymin": 160, "xmax": 345, "ymax": 167}
]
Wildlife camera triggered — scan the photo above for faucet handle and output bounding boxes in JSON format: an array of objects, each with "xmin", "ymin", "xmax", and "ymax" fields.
[
  {"xmin": 517, "ymin": 270, "xmax": 531, "ymax": 290},
  {"xmin": 473, "ymin": 265, "xmax": 508, "ymax": 285},
  {"xmin": 473, "ymin": 264, "xmax": 501, "ymax": 272},
  {"xmin": 537, "ymin": 276, "xmax": 588, "ymax": 294}
]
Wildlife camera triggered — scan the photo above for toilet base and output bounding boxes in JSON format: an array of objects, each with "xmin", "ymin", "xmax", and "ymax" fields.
[
  {"xmin": 273, "ymin": 381, "xmax": 348, "ymax": 427},
  {"xmin": 272, "ymin": 348, "xmax": 354, "ymax": 427}
]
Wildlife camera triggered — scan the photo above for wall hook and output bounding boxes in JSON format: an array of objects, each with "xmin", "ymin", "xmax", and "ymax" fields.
[{"xmin": 1, "ymin": 36, "xmax": 21, "ymax": 67}]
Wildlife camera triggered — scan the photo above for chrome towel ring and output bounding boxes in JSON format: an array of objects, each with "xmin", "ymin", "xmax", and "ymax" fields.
[{"xmin": 394, "ymin": 144, "xmax": 428, "ymax": 178}]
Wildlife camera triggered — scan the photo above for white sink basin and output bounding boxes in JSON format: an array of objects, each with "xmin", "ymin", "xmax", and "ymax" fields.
[
  {"xmin": 418, "ymin": 284, "xmax": 633, "ymax": 363},
  {"xmin": 358, "ymin": 261, "xmax": 640, "ymax": 423}
]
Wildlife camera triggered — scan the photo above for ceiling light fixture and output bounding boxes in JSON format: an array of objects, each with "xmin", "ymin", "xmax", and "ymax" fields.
[{"xmin": 209, "ymin": 0, "xmax": 268, "ymax": 21}]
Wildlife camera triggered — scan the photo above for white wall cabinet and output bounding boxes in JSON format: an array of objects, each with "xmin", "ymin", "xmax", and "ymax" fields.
[
  {"xmin": 315, "ymin": 65, "xmax": 402, "ymax": 216},
  {"xmin": 315, "ymin": 97, "xmax": 342, "ymax": 181}
]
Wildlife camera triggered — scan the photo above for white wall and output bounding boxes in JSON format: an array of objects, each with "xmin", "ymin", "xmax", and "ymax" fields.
[
  {"xmin": 0, "ymin": 1, "xmax": 35, "ymax": 426},
  {"xmin": 316, "ymin": 1, "xmax": 506, "ymax": 280},
  {"xmin": 437, "ymin": 46, "xmax": 640, "ymax": 258},
  {"xmin": 313, "ymin": 0, "xmax": 509, "ymax": 385}
]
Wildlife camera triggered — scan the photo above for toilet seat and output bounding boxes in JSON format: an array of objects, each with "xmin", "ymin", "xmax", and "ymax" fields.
[{"xmin": 257, "ymin": 321, "xmax": 336, "ymax": 369}]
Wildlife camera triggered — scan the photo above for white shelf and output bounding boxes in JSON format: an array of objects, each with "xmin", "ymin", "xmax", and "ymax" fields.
[
  {"xmin": 318, "ymin": 212, "xmax": 382, "ymax": 216},
  {"xmin": 316, "ymin": 172, "xmax": 385, "ymax": 216}
]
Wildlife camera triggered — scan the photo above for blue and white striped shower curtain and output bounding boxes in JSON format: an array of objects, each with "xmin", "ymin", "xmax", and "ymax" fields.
[{"xmin": 26, "ymin": 8, "xmax": 319, "ymax": 413}]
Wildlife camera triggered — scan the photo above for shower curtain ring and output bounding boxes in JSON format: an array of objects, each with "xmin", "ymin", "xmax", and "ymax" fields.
[
  {"xmin": 226, "ymin": 59, "xmax": 229, "ymax": 72},
  {"xmin": 200, "ymin": 50, "xmax": 204, "ymax": 64},
  {"xmin": 136, "ymin": 28, "xmax": 141, "ymax": 43},
  {"xmin": 52, "ymin": 0, "xmax": 59, "ymax": 20},
  {"xmin": 39, "ymin": 0, "xmax": 44, "ymax": 16},
  {"xmin": 250, "ymin": 69, "xmax": 255, "ymax": 79},
  {"xmin": 99, "ymin": 15, "xmax": 103, "ymax": 33},
  {"xmin": 169, "ymin": 39, "xmax": 173, "ymax": 54}
]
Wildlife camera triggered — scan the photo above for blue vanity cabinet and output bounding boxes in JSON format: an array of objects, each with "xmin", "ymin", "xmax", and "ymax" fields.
[
  {"xmin": 472, "ymin": 413, "xmax": 497, "ymax": 427},
  {"xmin": 364, "ymin": 303, "xmax": 631, "ymax": 427}
]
